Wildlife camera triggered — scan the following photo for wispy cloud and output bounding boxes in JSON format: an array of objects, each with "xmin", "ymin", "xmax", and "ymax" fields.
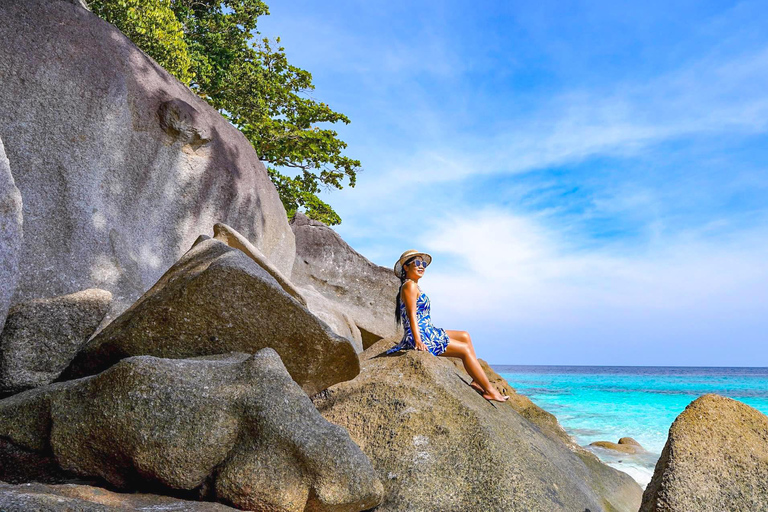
[{"xmin": 371, "ymin": 44, "xmax": 768, "ymax": 187}]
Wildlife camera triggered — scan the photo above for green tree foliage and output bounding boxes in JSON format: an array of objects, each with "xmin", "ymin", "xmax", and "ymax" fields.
[
  {"xmin": 88, "ymin": 0, "xmax": 193, "ymax": 83},
  {"xmin": 89, "ymin": 0, "xmax": 359, "ymax": 225}
]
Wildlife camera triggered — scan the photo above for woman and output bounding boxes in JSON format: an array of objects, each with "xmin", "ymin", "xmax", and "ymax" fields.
[{"xmin": 388, "ymin": 249, "xmax": 510, "ymax": 402}]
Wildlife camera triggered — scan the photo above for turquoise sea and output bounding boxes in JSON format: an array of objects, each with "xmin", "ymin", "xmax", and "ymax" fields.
[{"xmin": 492, "ymin": 365, "xmax": 768, "ymax": 487}]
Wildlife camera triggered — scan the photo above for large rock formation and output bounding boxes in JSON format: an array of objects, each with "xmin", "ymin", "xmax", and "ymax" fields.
[
  {"xmin": 0, "ymin": 482, "xmax": 238, "ymax": 512},
  {"xmin": 0, "ymin": 349, "xmax": 383, "ymax": 512},
  {"xmin": 0, "ymin": 0, "xmax": 295, "ymax": 320},
  {"xmin": 0, "ymin": 289, "xmax": 112, "ymax": 394},
  {"xmin": 640, "ymin": 394, "xmax": 768, "ymax": 511},
  {"xmin": 291, "ymin": 213, "xmax": 400, "ymax": 348},
  {"xmin": 63, "ymin": 238, "xmax": 360, "ymax": 395},
  {"xmin": 312, "ymin": 337, "xmax": 644, "ymax": 512},
  {"xmin": 0, "ymin": 135, "xmax": 23, "ymax": 331}
]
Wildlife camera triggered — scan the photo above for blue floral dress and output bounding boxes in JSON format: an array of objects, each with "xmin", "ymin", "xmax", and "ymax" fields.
[{"xmin": 387, "ymin": 281, "xmax": 450, "ymax": 356}]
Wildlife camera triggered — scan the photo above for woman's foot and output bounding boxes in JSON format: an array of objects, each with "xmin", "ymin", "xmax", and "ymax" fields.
[
  {"xmin": 482, "ymin": 388, "xmax": 510, "ymax": 402},
  {"xmin": 469, "ymin": 380, "xmax": 484, "ymax": 394}
]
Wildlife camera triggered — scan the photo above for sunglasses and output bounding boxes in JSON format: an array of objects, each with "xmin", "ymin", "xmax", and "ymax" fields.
[{"xmin": 410, "ymin": 260, "xmax": 428, "ymax": 269}]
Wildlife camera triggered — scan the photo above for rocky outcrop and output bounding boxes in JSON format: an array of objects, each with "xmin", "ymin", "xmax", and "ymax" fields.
[
  {"xmin": 312, "ymin": 337, "xmax": 643, "ymax": 511},
  {"xmin": 640, "ymin": 394, "xmax": 768, "ymax": 511},
  {"xmin": 212, "ymin": 222, "xmax": 305, "ymax": 305},
  {"xmin": 0, "ymin": 0, "xmax": 295, "ymax": 321},
  {"xmin": 0, "ymin": 136, "xmax": 23, "ymax": 331},
  {"xmin": 0, "ymin": 289, "xmax": 111, "ymax": 394},
  {"xmin": 291, "ymin": 213, "xmax": 400, "ymax": 348},
  {"xmin": 0, "ymin": 349, "xmax": 383, "ymax": 512},
  {"xmin": 590, "ymin": 437, "xmax": 645, "ymax": 454},
  {"xmin": 0, "ymin": 482, "xmax": 238, "ymax": 512},
  {"xmin": 63, "ymin": 238, "xmax": 360, "ymax": 395}
]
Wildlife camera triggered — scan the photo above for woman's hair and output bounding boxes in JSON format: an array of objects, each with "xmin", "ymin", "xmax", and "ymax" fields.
[{"xmin": 394, "ymin": 255, "xmax": 418, "ymax": 326}]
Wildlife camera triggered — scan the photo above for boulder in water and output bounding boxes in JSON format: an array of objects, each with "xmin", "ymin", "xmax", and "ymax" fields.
[
  {"xmin": 641, "ymin": 394, "xmax": 768, "ymax": 511},
  {"xmin": 590, "ymin": 438, "xmax": 645, "ymax": 454}
]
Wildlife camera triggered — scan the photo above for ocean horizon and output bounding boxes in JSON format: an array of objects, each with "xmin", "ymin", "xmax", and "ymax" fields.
[{"xmin": 491, "ymin": 364, "xmax": 768, "ymax": 487}]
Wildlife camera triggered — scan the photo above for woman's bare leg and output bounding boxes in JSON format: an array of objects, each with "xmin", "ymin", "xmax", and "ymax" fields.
[
  {"xmin": 445, "ymin": 330, "xmax": 477, "ymax": 357},
  {"xmin": 445, "ymin": 331, "xmax": 481, "ymax": 391},
  {"xmin": 439, "ymin": 338, "xmax": 508, "ymax": 402}
]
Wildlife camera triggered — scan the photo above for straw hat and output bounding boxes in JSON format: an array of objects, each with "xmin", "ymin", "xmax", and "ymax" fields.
[{"xmin": 393, "ymin": 249, "xmax": 432, "ymax": 276}]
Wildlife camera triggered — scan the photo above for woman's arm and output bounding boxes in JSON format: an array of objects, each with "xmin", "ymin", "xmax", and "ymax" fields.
[{"xmin": 402, "ymin": 281, "xmax": 428, "ymax": 352}]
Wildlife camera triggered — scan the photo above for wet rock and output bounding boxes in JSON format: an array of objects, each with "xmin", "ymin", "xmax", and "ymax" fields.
[
  {"xmin": 590, "ymin": 438, "xmax": 645, "ymax": 454},
  {"xmin": 0, "ymin": 289, "xmax": 111, "ymax": 394},
  {"xmin": 312, "ymin": 336, "xmax": 643, "ymax": 512},
  {"xmin": 63, "ymin": 239, "xmax": 359, "ymax": 395},
  {"xmin": 0, "ymin": 0, "xmax": 295, "ymax": 321},
  {"xmin": 291, "ymin": 213, "xmax": 401, "ymax": 348},
  {"xmin": 0, "ymin": 349, "xmax": 383, "ymax": 511},
  {"xmin": 641, "ymin": 394, "xmax": 768, "ymax": 511}
]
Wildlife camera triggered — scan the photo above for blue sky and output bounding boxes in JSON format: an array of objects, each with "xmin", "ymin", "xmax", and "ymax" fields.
[{"xmin": 259, "ymin": 1, "xmax": 768, "ymax": 366}]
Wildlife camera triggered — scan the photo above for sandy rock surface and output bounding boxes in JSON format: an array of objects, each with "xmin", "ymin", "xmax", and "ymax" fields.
[
  {"xmin": 63, "ymin": 239, "xmax": 359, "ymax": 395},
  {"xmin": 448, "ymin": 357, "xmax": 574, "ymax": 446},
  {"xmin": 0, "ymin": 0, "xmax": 295, "ymax": 321},
  {"xmin": 0, "ymin": 349, "xmax": 383, "ymax": 512},
  {"xmin": 641, "ymin": 394, "xmax": 768, "ymax": 511},
  {"xmin": 312, "ymin": 337, "xmax": 643, "ymax": 512},
  {"xmin": 0, "ymin": 289, "xmax": 111, "ymax": 394}
]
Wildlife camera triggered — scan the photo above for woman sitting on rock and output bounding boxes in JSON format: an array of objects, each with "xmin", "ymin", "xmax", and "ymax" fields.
[{"xmin": 387, "ymin": 250, "xmax": 509, "ymax": 402}]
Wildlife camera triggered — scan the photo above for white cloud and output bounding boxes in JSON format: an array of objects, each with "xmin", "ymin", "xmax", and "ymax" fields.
[
  {"xmin": 347, "ymin": 44, "xmax": 768, "ymax": 193},
  {"xmin": 326, "ymin": 42, "xmax": 768, "ymax": 252},
  {"xmin": 415, "ymin": 208, "xmax": 768, "ymax": 363}
]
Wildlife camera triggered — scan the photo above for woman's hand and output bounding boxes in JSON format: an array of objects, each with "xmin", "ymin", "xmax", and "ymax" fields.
[{"xmin": 415, "ymin": 339, "xmax": 428, "ymax": 352}]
